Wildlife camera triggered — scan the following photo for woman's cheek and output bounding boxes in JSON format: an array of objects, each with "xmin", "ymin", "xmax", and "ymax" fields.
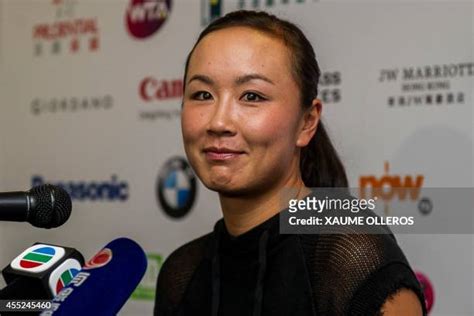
[
  {"xmin": 243, "ymin": 109, "xmax": 294, "ymax": 144},
  {"xmin": 181, "ymin": 111, "xmax": 200, "ymax": 159},
  {"xmin": 181, "ymin": 112, "xmax": 203, "ymax": 177},
  {"xmin": 182, "ymin": 107, "xmax": 202, "ymax": 139}
]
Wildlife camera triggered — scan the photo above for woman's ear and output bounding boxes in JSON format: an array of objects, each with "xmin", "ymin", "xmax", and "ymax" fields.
[{"xmin": 296, "ymin": 98, "xmax": 322, "ymax": 147}]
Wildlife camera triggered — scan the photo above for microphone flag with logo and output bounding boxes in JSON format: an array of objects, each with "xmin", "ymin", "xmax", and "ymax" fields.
[
  {"xmin": 1, "ymin": 243, "xmax": 84, "ymax": 299},
  {"xmin": 41, "ymin": 237, "xmax": 147, "ymax": 316}
]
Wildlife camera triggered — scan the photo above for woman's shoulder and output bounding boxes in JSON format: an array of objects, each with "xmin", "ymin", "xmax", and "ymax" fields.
[
  {"xmin": 298, "ymin": 226, "xmax": 404, "ymax": 267},
  {"xmin": 298, "ymin": 189, "xmax": 412, "ymax": 273},
  {"xmin": 154, "ymin": 231, "xmax": 214, "ymax": 315},
  {"xmin": 163, "ymin": 231, "xmax": 214, "ymax": 268},
  {"xmin": 297, "ymin": 230, "xmax": 426, "ymax": 315},
  {"xmin": 158, "ymin": 231, "xmax": 213, "ymax": 282}
]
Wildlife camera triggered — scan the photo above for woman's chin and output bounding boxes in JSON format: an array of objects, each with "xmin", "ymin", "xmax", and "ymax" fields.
[
  {"xmin": 205, "ymin": 176, "xmax": 235, "ymax": 190},
  {"xmin": 203, "ymin": 176, "xmax": 247, "ymax": 196}
]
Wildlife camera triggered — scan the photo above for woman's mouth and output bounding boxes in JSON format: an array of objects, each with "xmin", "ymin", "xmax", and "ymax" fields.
[{"xmin": 203, "ymin": 147, "xmax": 245, "ymax": 162}]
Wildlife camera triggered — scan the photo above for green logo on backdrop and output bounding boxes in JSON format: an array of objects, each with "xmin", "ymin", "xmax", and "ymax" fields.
[
  {"xmin": 201, "ymin": 0, "xmax": 311, "ymax": 26},
  {"xmin": 131, "ymin": 253, "xmax": 163, "ymax": 301},
  {"xmin": 238, "ymin": 0, "xmax": 308, "ymax": 9}
]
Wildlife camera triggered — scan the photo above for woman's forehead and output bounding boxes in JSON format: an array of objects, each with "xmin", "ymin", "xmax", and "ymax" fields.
[{"xmin": 187, "ymin": 27, "xmax": 293, "ymax": 83}]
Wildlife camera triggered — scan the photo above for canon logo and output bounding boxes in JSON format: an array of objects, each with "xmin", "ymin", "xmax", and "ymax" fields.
[
  {"xmin": 126, "ymin": 0, "xmax": 172, "ymax": 39},
  {"xmin": 139, "ymin": 77, "xmax": 183, "ymax": 101}
]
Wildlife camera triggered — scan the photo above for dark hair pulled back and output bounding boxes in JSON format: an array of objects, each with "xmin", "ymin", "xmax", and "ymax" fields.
[{"xmin": 183, "ymin": 10, "xmax": 348, "ymax": 188}]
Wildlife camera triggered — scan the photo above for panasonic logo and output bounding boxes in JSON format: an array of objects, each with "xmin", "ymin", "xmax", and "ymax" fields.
[{"xmin": 32, "ymin": 175, "xmax": 129, "ymax": 201}]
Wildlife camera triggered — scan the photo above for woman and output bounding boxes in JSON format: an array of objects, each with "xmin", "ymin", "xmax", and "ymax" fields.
[{"xmin": 155, "ymin": 10, "xmax": 426, "ymax": 316}]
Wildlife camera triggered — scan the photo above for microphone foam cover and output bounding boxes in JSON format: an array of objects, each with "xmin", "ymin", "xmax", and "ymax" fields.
[{"xmin": 29, "ymin": 184, "xmax": 72, "ymax": 228}]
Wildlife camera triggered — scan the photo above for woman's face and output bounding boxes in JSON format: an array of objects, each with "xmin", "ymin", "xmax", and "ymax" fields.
[{"xmin": 182, "ymin": 27, "xmax": 310, "ymax": 196}]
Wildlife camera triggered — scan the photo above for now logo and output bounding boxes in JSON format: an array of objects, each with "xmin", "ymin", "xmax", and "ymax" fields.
[
  {"xmin": 359, "ymin": 161, "xmax": 424, "ymax": 202},
  {"xmin": 359, "ymin": 162, "xmax": 429, "ymax": 215}
]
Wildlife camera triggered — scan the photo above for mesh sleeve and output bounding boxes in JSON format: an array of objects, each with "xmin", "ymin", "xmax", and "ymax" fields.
[
  {"xmin": 154, "ymin": 233, "xmax": 211, "ymax": 316},
  {"xmin": 300, "ymin": 230, "xmax": 427, "ymax": 316}
]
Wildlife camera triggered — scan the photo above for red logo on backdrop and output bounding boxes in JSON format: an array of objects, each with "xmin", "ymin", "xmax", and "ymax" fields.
[
  {"xmin": 139, "ymin": 77, "xmax": 183, "ymax": 101},
  {"xmin": 83, "ymin": 248, "xmax": 112, "ymax": 270},
  {"xmin": 32, "ymin": 0, "xmax": 100, "ymax": 56},
  {"xmin": 126, "ymin": 0, "xmax": 172, "ymax": 39},
  {"xmin": 415, "ymin": 271, "xmax": 435, "ymax": 313}
]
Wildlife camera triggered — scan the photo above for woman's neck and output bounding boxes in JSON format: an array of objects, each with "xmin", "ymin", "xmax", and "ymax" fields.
[{"xmin": 219, "ymin": 175, "xmax": 310, "ymax": 237}]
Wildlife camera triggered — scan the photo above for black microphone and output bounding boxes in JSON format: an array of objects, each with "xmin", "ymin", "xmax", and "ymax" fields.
[{"xmin": 0, "ymin": 184, "xmax": 72, "ymax": 229}]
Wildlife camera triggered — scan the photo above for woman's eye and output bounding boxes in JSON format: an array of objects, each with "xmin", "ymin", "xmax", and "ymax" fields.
[
  {"xmin": 192, "ymin": 91, "xmax": 212, "ymax": 100},
  {"xmin": 242, "ymin": 92, "xmax": 265, "ymax": 102}
]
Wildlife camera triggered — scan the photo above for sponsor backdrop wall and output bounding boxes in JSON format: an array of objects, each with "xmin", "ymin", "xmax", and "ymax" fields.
[{"xmin": 0, "ymin": 0, "xmax": 472, "ymax": 315}]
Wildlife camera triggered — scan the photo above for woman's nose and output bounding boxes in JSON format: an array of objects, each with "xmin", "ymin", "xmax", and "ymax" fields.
[{"xmin": 206, "ymin": 97, "xmax": 236, "ymax": 137}]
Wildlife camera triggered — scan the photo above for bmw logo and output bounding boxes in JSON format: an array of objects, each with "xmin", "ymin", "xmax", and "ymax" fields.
[{"xmin": 156, "ymin": 157, "xmax": 197, "ymax": 219}]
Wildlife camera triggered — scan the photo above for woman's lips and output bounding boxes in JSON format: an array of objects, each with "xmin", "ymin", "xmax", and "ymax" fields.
[
  {"xmin": 204, "ymin": 148, "xmax": 244, "ymax": 161},
  {"xmin": 204, "ymin": 151, "xmax": 244, "ymax": 161}
]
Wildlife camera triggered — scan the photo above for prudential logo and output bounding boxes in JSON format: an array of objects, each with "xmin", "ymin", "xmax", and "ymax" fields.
[{"xmin": 126, "ymin": 0, "xmax": 172, "ymax": 39}]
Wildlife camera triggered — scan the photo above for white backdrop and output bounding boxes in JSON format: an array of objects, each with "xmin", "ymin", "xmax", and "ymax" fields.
[{"xmin": 0, "ymin": 0, "xmax": 472, "ymax": 315}]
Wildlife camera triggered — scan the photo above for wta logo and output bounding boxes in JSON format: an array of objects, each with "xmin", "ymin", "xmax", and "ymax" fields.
[
  {"xmin": 83, "ymin": 248, "xmax": 113, "ymax": 270},
  {"xmin": 11, "ymin": 244, "xmax": 65, "ymax": 273},
  {"xmin": 126, "ymin": 0, "xmax": 172, "ymax": 39}
]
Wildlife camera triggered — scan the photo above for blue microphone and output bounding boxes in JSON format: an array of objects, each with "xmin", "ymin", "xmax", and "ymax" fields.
[{"xmin": 40, "ymin": 237, "xmax": 147, "ymax": 316}]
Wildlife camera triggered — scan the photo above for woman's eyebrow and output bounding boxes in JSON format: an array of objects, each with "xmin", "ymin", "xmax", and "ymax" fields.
[
  {"xmin": 187, "ymin": 73, "xmax": 275, "ymax": 86},
  {"xmin": 187, "ymin": 74, "xmax": 214, "ymax": 85},
  {"xmin": 235, "ymin": 74, "xmax": 275, "ymax": 86}
]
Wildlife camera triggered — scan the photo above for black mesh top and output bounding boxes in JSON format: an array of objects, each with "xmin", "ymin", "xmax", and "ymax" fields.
[{"xmin": 154, "ymin": 194, "xmax": 427, "ymax": 316}]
